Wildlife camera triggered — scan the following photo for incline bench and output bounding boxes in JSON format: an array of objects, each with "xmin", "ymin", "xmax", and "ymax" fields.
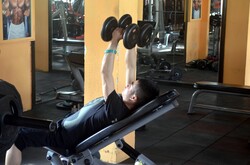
[
  {"xmin": 188, "ymin": 81, "xmax": 250, "ymax": 114},
  {"xmin": 45, "ymin": 89, "xmax": 179, "ymax": 165}
]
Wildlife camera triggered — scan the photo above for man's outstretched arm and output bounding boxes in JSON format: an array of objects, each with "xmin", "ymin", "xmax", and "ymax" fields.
[
  {"xmin": 125, "ymin": 47, "xmax": 137, "ymax": 86},
  {"xmin": 101, "ymin": 28, "xmax": 123, "ymax": 100}
]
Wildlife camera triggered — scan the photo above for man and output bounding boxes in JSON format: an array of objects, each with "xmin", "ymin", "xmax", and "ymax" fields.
[
  {"xmin": 2, "ymin": 0, "xmax": 30, "ymax": 40},
  {"xmin": 5, "ymin": 27, "xmax": 159, "ymax": 165},
  {"xmin": 192, "ymin": 0, "xmax": 201, "ymax": 19}
]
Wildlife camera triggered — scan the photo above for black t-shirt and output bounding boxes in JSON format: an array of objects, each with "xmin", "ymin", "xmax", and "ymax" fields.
[{"xmin": 60, "ymin": 90, "xmax": 130, "ymax": 148}]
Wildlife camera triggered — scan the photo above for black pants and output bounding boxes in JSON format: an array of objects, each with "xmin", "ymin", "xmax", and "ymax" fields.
[{"xmin": 15, "ymin": 127, "xmax": 71, "ymax": 151}]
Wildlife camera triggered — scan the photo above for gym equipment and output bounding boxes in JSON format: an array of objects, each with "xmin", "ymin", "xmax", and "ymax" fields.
[
  {"xmin": 211, "ymin": 61, "xmax": 219, "ymax": 72},
  {"xmin": 209, "ymin": 14, "xmax": 222, "ymax": 57},
  {"xmin": 169, "ymin": 68, "xmax": 183, "ymax": 81},
  {"xmin": 137, "ymin": 39, "xmax": 183, "ymax": 81},
  {"xmin": 100, "ymin": 16, "xmax": 118, "ymax": 42},
  {"xmin": 52, "ymin": 0, "xmax": 84, "ymax": 40},
  {"xmin": 196, "ymin": 59, "xmax": 207, "ymax": 70},
  {"xmin": 155, "ymin": 60, "xmax": 183, "ymax": 81},
  {"xmin": 137, "ymin": 23, "xmax": 154, "ymax": 47},
  {"xmin": 118, "ymin": 14, "xmax": 132, "ymax": 29},
  {"xmin": 101, "ymin": 14, "xmax": 132, "ymax": 42},
  {"xmin": 101, "ymin": 14, "xmax": 154, "ymax": 49},
  {"xmin": 56, "ymin": 53, "xmax": 84, "ymax": 110},
  {"xmin": 0, "ymin": 80, "xmax": 57, "ymax": 153},
  {"xmin": 45, "ymin": 89, "xmax": 179, "ymax": 165},
  {"xmin": 123, "ymin": 24, "xmax": 140, "ymax": 49},
  {"xmin": 188, "ymin": 81, "xmax": 250, "ymax": 115},
  {"xmin": 187, "ymin": 58, "xmax": 219, "ymax": 72}
]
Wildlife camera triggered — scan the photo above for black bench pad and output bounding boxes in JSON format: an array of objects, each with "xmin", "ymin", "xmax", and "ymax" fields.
[
  {"xmin": 188, "ymin": 81, "xmax": 250, "ymax": 114},
  {"xmin": 194, "ymin": 81, "xmax": 250, "ymax": 95}
]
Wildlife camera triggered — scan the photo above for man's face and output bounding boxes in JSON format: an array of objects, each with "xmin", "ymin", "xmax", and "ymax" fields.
[
  {"xmin": 122, "ymin": 80, "xmax": 138, "ymax": 102},
  {"xmin": 193, "ymin": 0, "xmax": 200, "ymax": 10}
]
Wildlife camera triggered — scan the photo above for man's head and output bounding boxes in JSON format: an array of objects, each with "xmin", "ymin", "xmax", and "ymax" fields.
[
  {"xmin": 193, "ymin": 0, "xmax": 201, "ymax": 11},
  {"xmin": 122, "ymin": 79, "xmax": 160, "ymax": 110}
]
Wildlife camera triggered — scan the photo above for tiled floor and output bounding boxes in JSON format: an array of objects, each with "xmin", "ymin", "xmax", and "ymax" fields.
[{"xmin": 0, "ymin": 71, "xmax": 250, "ymax": 165}]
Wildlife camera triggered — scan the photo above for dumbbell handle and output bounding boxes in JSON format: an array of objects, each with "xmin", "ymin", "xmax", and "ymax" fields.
[{"xmin": 4, "ymin": 115, "xmax": 57, "ymax": 132}]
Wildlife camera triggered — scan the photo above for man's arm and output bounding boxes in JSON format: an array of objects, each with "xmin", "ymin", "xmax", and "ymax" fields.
[
  {"xmin": 125, "ymin": 47, "xmax": 137, "ymax": 85},
  {"xmin": 101, "ymin": 28, "xmax": 123, "ymax": 100},
  {"xmin": 2, "ymin": 0, "xmax": 10, "ymax": 17}
]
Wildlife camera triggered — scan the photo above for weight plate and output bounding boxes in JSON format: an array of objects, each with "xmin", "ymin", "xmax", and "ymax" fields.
[
  {"xmin": 159, "ymin": 61, "xmax": 171, "ymax": 71},
  {"xmin": 118, "ymin": 14, "xmax": 132, "ymax": 29},
  {"xmin": 101, "ymin": 16, "xmax": 118, "ymax": 41},
  {"xmin": 196, "ymin": 59, "xmax": 207, "ymax": 70},
  {"xmin": 123, "ymin": 24, "xmax": 139, "ymax": 49},
  {"xmin": 137, "ymin": 23, "xmax": 153, "ymax": 47},
  {"xmin": 0, "ymin": 95, "xmax": 21, "ymax": 154},
  {"xmin": 212, "ymin": 61, "xmax": 219, "ymax": 72},
  {"xmin": 169, "ymin": 68, "xmax": 183, "ymax": 81}
]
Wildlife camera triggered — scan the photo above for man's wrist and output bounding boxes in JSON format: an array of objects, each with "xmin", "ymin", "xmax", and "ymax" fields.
[{"xmin": 104, "ymin": 49, "xmax": 117, "ymax": 54}]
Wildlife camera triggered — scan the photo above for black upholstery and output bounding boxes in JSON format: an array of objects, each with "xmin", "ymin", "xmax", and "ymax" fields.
[
  {"xmin": 194, "ymin": 81, "xmax": 250, "ymax": 95},
  {"xmin": 76, "ymin": 89, "xmax": 179, "ymax": 153},
  {"xmin": 46, "ymin": 89, "xmax": 179, "ymax": 158}
]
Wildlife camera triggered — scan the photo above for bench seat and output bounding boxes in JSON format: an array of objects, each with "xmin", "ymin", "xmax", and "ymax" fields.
[{"xmin": 188, "ymin": 81, "xmax": 250, "ymax": 114}]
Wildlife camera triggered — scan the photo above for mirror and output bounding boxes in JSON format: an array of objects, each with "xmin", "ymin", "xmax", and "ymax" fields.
[
  {"xmin": 36, "ymin": 0, "xmax": 84, "ymax": 110},
  {"xmin": 137, "ymin": 0, "xmax": 185, "ymax": 82},
  {"xmin": 137, "ymin": 0, "xmax": 224, "ymax": 84}
]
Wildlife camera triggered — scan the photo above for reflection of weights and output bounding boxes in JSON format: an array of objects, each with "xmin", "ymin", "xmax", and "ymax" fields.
[
  {"xmin": 157, "ymin": 59, "xmax": 183, "ymax": 81},
  {"xmin": 189, "ymin": 58, "xmax": 219, "ymax": 72}
]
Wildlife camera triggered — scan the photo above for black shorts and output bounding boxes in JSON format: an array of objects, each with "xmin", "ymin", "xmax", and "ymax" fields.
[{"xmin": 15, "ymin": 127, "xmax": 69, "ymax": 151}]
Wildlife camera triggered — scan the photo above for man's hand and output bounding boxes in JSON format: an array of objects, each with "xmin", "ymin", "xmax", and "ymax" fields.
[{"xmin": 110, "ymin": 28, "xmax": 123, "ymax": 46}]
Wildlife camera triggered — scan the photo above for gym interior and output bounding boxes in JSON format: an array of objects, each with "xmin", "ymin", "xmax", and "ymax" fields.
[{"xmin": 0, "ymin": 0, "xmax": 250, "ymax": 164}]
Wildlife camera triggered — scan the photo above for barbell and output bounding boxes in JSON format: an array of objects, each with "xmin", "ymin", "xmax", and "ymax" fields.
[
  {"xmin": 0, "ymin": 83, "xmax": 57, "ymax": 154},
  {"xmin": 101, "ymin": 14, "xmax": 153, "ymax": 49}
]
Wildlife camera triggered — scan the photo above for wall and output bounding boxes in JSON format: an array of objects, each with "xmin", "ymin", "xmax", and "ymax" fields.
[
  {"xmin": 186, "ymin": 0, "xmax": 210, "ymax": 62},
  {"xmin": 84, "ymin": 0, "xmax": 142, "ymax": 163},
  {"xmin": 0, "ymin": 42, "xmax": 32, "ymax": 110},
  {"xmin": 35, "ymin": 0, "xmax": 49, "ymax": 72},
  {"xmin": 246, "ymin": 9, "xmax": 250, "ymax": 86},
  {"xmin": 223, "ymin": 0, "xmax": 250, "ymax": 85},
  {"xmin": 0, "ymin": 0, "xmax": 36, "ymax": 110}
]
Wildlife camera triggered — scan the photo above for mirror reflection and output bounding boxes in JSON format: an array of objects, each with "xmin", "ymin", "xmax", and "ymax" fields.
[{"xmin": 137, "ymin": 0, "xmax": 223, "ymax": 84}]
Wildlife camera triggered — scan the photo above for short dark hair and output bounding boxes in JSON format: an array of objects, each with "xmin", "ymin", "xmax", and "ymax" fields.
[{"xmin": 134, "ymin": 79, "xmax": 160, "ymax": 109}]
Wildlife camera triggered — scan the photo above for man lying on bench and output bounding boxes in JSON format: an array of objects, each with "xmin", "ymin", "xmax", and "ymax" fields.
[{"xmin": 5, "ymin": 28, "xmax": 160, "ymax": 165}]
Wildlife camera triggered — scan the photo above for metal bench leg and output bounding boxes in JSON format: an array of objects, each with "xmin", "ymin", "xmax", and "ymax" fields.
[
  {"xmin": 46, "ymin": 151, "xmax": 64, "ymax": 165},
  {"xmin": 188, "ymin": 90, "xmax": 203, "ymax": 114}
]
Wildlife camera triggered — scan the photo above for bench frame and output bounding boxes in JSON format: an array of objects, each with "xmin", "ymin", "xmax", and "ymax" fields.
[{"xmin": 188, "ymin": 81, "xmax": 250, "ymax": 115}]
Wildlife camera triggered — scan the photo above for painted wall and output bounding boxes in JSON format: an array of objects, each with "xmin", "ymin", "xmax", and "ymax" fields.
[
  {"xmin": 223, "ymin": 0, "xmax": 250, "ymax": 85},
  {"xmin": 186, "ymin": 0, "xmax": 210, "ymax": 62},
  {"xmin": 246, "ymin": 11, "xmax": 250, "ymax": 86},
  {"xmin": 0, "ymin": 42, "xmax": 32, "ymax": 110},
  {"xmin": 84, "ymin": 0, "xmax": 142, "ymax": 163},
  {"xmin": 0, "ymin": 0, "xmax": 36, "ymax": 110},
  {"xmin": 35, "ymin": 0, "xmax": 49, "ymax": 71}
]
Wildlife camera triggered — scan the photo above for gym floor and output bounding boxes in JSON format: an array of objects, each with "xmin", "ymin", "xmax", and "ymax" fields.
[{"xmin": 0, "ymin": 69, "xmax": 250, "ymax": 165}]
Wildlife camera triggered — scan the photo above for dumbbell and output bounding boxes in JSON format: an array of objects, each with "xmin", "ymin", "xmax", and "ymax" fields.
[
  {"xmin": 101, "ymin": 14, "xmax": 133, "ymax": 42},
  {"xmin": 196, "ymin": 59, "xmax": 207, "ymax": 70},
  {"xmin": 101, "ymin": 15, "xmax": 153, "ymax": 49},
  {"xmin": 101, "ymin": 14, "xmax": 140, "ymax": 49}
]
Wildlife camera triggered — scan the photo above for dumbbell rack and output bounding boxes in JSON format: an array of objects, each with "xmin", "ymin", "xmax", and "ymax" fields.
[{"xmin": 137, "ymin": 39, "xmax": 183, "ymax": 81}]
